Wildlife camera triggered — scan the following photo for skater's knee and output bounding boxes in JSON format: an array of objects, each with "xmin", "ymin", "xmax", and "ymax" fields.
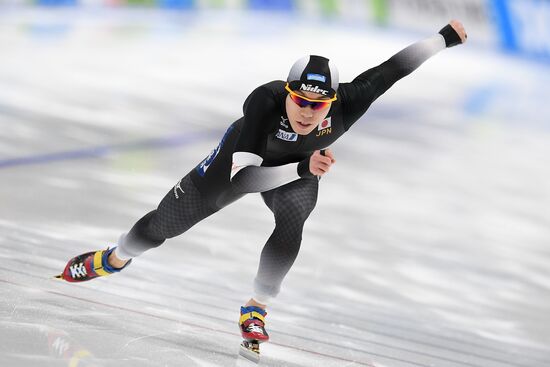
[{"xmin": 274, "ymin": 198, "xmax": 316, "ymax": 224}]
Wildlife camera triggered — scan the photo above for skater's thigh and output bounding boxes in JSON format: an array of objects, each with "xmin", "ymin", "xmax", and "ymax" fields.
[{"xmin": 261, "ymin": 178, "xmax": 319, "ymax": 218}]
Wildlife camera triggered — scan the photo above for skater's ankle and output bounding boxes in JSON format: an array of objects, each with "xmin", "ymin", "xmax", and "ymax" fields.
[
  {"xmin": 245, "ymin": 298, "xmax": 267, "ymax": 310},
  {"xmin": 108, "ymin": 251, "xmax": 129, "ymax": 269}
]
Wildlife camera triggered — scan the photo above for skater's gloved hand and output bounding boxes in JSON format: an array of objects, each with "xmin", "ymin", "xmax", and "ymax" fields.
[
  {"xmin": 439, "ymin": 20, "xmax": 467, "ymax": 47},
  {"xmin": 309, "ymin": 149, "xmax": 336, "ymax": 177}
]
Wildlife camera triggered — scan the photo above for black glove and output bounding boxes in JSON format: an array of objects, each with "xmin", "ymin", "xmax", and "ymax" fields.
[
  {"xmin": 297, "ymin": 157, "xmax": 314, "ymax": 178},
  {"xmin": 439, "ymin": 24, "xmax": 463, "ymax": 48}
]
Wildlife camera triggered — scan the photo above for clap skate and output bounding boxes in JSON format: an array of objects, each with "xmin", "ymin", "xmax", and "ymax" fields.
[
  {"xmin": 54, "ymin": 247, "xmax": 131, "ymax": 282},
  {"xmin": 238, "ymin": 306, "xmax": 269, "ymax": 363}
]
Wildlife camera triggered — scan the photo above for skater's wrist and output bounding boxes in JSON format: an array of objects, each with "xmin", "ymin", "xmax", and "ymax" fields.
[
  {"xmin": 298, "ymin": 158, "xmax": 314, "ymax": 178},
  {"xmin": 438, "ymin": 22, "xmax": 465, "ymax": 48}
]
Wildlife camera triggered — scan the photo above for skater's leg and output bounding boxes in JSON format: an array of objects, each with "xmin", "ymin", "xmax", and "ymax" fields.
[
  {"xmin": 238, "ymin": 178, "xmax": 318, "ymax": 347},
  {"xmin": 58, "ymin": 122, "xmax": 244, "ymax": 282},
  {"xmin": 115, "ymin": 174, "xmax": 216, "ymax": 261},
  {"xmin": 252, "ymin": 177, "xmax": 319, "ymax": 305},
  {"xmin": 56, "ymin": 174, "xmax": 218, "ymax": 282}
]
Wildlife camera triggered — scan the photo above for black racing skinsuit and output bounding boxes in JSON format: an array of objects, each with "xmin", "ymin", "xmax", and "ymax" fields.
[{"xmin": 117, "ymin": 29, "xmax": 460, "ymax": 301}]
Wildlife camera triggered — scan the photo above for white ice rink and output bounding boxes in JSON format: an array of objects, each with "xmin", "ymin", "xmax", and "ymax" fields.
[{"xmin": 1, "ymin": 8, "xmax": 549, "ymax": 367}]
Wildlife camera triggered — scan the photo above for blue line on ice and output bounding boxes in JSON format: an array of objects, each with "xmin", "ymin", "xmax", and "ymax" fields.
[{"xmin": 0, "ymin": 130, "xmax": 222, "ymax": 169}]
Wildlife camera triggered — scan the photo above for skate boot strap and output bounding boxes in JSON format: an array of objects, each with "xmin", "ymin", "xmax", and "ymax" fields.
[
  {"xmin": 56, "ymin": 246, "xmax": 132, "ymax": 282},
  {"xmin": 239, "ymin": 306, "xmax": 267, "ymax": 325},
  {"xmin": 92, "ymin": 250, "xmax": 112, "ymax": 276},
  {"xmin": 101, "ymin": 247, "xmax": 132, "ymax": 273},
  {"xmin": 242, "ymin": 318, "xmax": 264, "ymax": 328}
]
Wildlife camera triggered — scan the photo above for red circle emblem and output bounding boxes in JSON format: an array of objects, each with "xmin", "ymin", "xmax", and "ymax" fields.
[{"xmin": 321, "ymin": 120, "xmax": 329, "ymax": 128}]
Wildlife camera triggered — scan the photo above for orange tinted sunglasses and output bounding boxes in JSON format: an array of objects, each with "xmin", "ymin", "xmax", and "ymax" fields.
[{"xmin": 285, "ymin": 83, "xmax": 337, "ymax": 110}]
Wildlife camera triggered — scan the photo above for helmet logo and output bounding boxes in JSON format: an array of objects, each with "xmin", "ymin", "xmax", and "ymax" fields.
[
  {"xmin": 300, "ymin": 84, "xmax": 329, "ymax": 95},
  {"xmin": 307, "ymin": 73, "xmax": 326, "ymax": 83}
]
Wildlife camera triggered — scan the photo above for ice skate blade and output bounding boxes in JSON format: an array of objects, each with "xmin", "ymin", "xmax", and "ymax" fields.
[
  {"xmin": 53, "ymin": 274, "xmax": 65, "ymax": 281},
  {"xmin": 239, "ymin": 341, "xmax": 260, "ymax": 363}
]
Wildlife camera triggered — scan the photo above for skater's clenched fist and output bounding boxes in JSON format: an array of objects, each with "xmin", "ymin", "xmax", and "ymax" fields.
[
  {"xmin": 309, "ymin": 149, "xmax": 336, "ymax": 176},
  {"xmin": 449, "ymin": 20, "xmax": 467, "ymax": 43}
]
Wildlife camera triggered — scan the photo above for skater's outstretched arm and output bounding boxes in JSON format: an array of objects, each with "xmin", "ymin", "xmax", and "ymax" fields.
[{"xmin": 339, "ymin": 20, "xmax": 467, "ymax": 130}]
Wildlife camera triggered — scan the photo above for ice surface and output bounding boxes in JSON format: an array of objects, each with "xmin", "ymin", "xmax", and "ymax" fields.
[{"xmin": 1, "ymin": 8, "xmax": 549, "ymax": 367}]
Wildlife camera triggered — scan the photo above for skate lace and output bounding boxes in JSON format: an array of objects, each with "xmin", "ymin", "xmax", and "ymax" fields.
[
  {"xmin": 246, "ymin": 322, "xmax": 265, "ymax": 335},
  {"xmin": 69, "ymin": 263, "xmax": 87, "ymax": 278}
]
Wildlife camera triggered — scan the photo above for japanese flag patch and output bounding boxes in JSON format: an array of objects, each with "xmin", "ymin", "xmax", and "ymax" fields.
[{"xmin": 318, "ymin": 117, "xmax": 331, "ymax": 131}]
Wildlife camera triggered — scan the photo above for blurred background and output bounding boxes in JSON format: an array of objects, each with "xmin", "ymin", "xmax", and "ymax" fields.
[{"xmin": 0, "ymin": 1, "xmax": 549, "ymax": 367}]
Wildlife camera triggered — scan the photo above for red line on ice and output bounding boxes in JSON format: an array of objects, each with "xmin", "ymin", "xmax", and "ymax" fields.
[{"xmin": 0, "ymin": 278, "xmax": 376, "ymax": 366}]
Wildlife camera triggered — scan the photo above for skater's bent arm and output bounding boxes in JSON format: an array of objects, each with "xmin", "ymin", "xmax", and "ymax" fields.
[
  {"xmin": 230, "ymin": 85, "xmax": 308, "ymax": 193},
  {"xmin": 230, "ymin": 150, "xmax": 333, "ymax": 194},
  {"xmin": 230, "ymin": 154, "xmax": 303, "ymax": 193},
  {"xmin": 340, "ymin": 21, "xmax": 466, "ymax": 129}
]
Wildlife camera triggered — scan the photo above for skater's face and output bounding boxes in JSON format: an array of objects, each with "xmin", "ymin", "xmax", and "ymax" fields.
[{"xmin": 285, "ymin": 87, "xmax": 333, "ymax": 135}]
